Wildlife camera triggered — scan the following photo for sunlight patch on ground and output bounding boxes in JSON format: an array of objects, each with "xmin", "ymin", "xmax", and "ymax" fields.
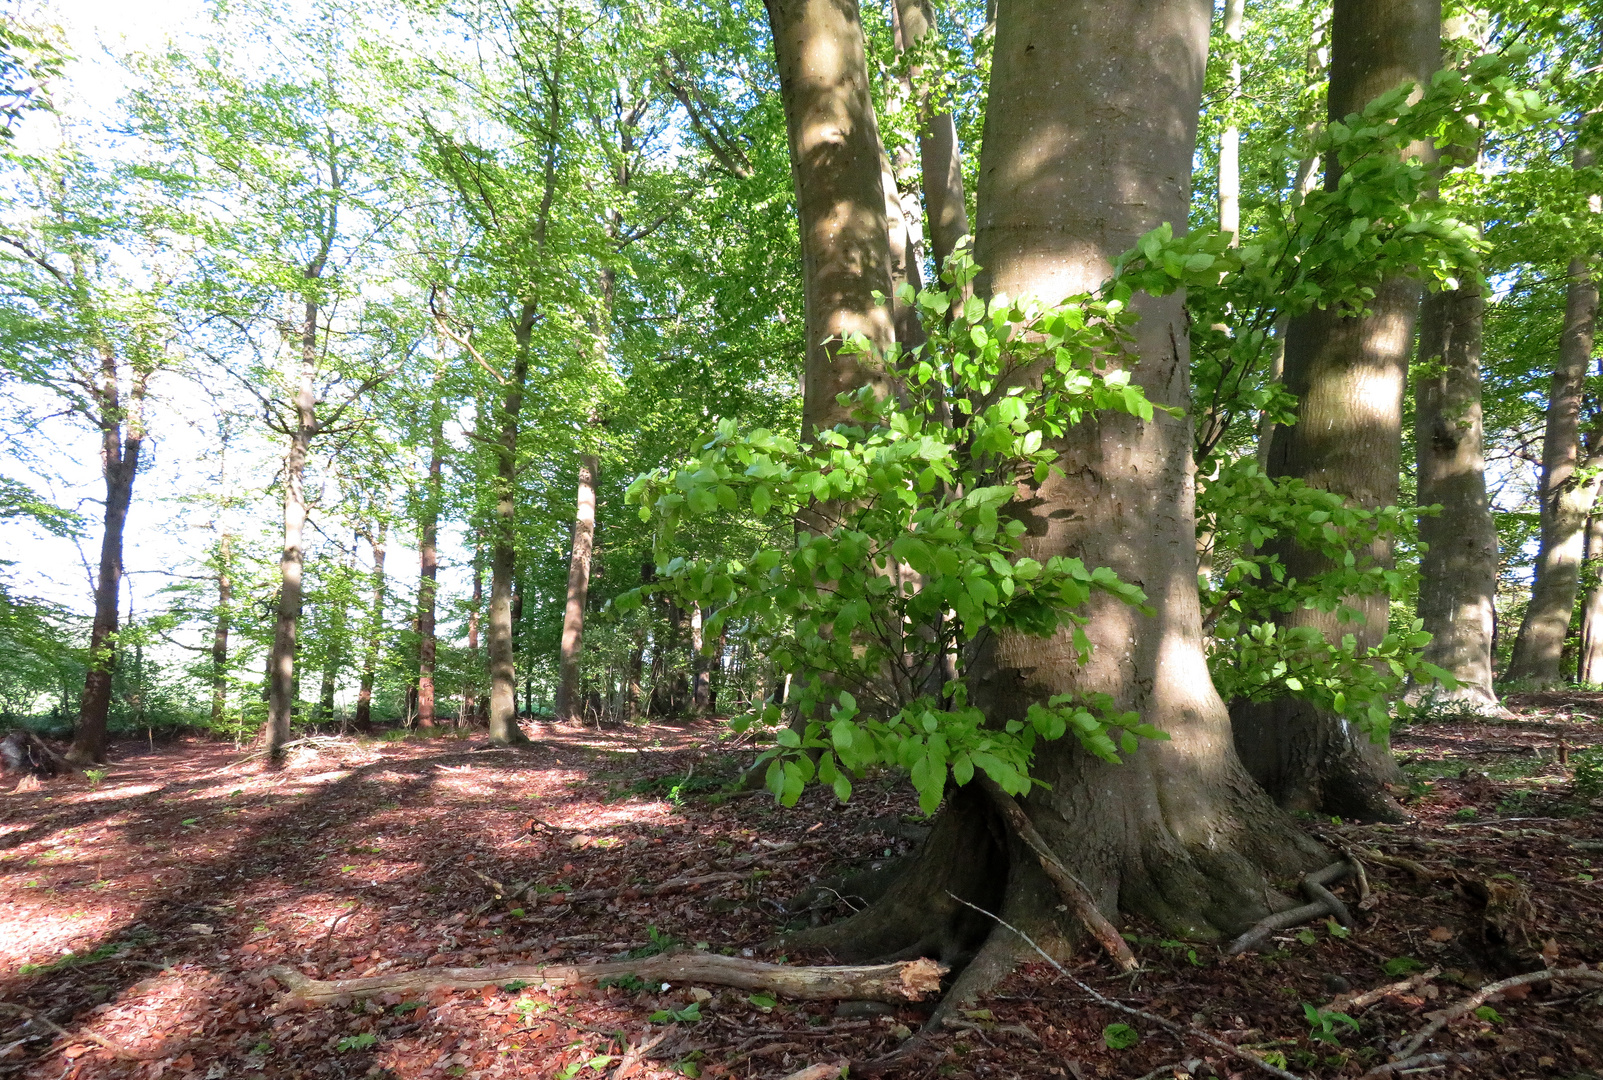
[
  {"xmin": 53, "ymin": 782, "xmax": 164, "ymax": 803},
  {"xmin": 0, "ymin": 903, "xmax": 123, "ymax": 970}
]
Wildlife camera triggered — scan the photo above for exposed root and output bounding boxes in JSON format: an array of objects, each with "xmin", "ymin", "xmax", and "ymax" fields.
[
  {"xmin": 1227, "ymin": 862, "xmax": 1353, "ymax": 955},
  {"xmin": 1331, "ymin": 967, "xmax": 1441, "ymax": 1011},
  {"xmin": 977, "ymin": 774, "xmax": 1137, "ymax": 972},
  {"xmin": 265, "ymin": 953, "xmax": 947, "ymax": 1006},
  {"xmin": 945, "ymin": 895, "xmax": 1306, "ymax": 1080},
  {"xmin": 1360, "ymin": 1051, "xmax": 1486, "ymax": 1079}
]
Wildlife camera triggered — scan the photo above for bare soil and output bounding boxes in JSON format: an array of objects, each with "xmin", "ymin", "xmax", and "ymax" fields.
[{"xmin": 2, "ymin": 706, "xmax": 1601, "ymax": 1080}]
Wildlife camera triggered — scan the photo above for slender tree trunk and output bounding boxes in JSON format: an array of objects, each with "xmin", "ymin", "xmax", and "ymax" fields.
[
  {"xmin": 1218, "ymin": 0, "xmax": 1245, "ymax": 241},
  {"xmin": 1508, "ymin": 155, "xmax": 1601, "ymax": 686},
  {"xmin": 1581, "ymin": 515, "xmax": 1603, "ymax": 685},
  {"xmin": 355, "ymin": 521, "xmax": 388, "ymax": 728},
  {"xmin": 554, "ymin": 453, "xmax": 599, "ymax": 722},
  {"xmin": 416, "ymin": 406, "xmax": 445, "ymax": 731},
  {"xmin": 487, "ymin": 302, "xmax": 536, "ymax": 744},
  {"xmin": 464, "ymin": 545, "xmax": 483, "ymax": 728},
  {"xmin": 891, "ymin": 0, "xmax": 970, "ymax": 276},
  {"xmin": 1232, "ymin": 0, "xmax": 1440, "ymax": 819},
  {"xmin": 789, "ymin": 0, "xmax": 1320, "ymax": 1002},
  {"xmin": 690, "ymin": 603, "xmax": 710, "ymax": 714},
  {"xmin": 625, "ymin": 635, "xmax": 645, "ymax": 721},
  {"xmin": 765, "ymin": 0, "xmax": 897, "ymax": 437},
  {"xmin": 265, "ymin": 295, "xmax": 323, "ymax": 763},
  {"xmin": 211, "ymin": 535, "xmax": 232, "ymax": 730},
  {"xmin": 70, "ymin": 339, "xmax": 146, "ymax": 764},
  {"xmin": 1413, "ymin": 272, "xmax": 1503, "ymax": 711}
]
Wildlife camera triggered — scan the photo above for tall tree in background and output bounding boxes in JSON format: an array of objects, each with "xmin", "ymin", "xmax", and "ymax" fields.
[
  {"xmin": 554, "ymin": 452, "xmax": 598, "ymax": 721},
  {"xmin": 891, "ymin": 0, "xmax": 969, "ymax": 274},
  {"xmin": 0, "ymin": 148, "xmax": 172, "ymax": 763},
  {"xmin": 353, "ymin": 518, "xmax": 387, "ymax": 727},
  {"xmin": 1507, "ymin": 143, "xmax": 1601, "ymax": 687},
  {"xmin": 1234, "ymin": 0, "xmax": 1440, "ymax": 818}
]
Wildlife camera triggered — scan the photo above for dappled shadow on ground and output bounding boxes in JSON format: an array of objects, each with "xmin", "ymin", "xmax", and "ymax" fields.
[{"xmin": 1, "ymin": 710, "xmax": 1602, "ymax": 1080}]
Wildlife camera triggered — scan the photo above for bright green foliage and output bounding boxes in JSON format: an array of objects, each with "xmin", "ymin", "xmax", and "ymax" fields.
[
  {"xmin": 625, "ymin": 250, "xmax": 1169, "ymax": 812},
  {"xmin": 1301, "ymin": 1003, "xmax": 1359, "ymax": 1045},
  {"xmin": 1101, "ymin": 1023, "xmax": 1139, "ymax": 1050}
]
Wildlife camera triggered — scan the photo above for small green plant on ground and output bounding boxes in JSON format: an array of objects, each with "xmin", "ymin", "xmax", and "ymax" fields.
[
  {"xmin": 335, "ymin": 1033, "xmax": 377, "ymax": 1053},
  {"xmin": 1102, "ymin": 1023, "xmax": 1139, "ymax": 1050},
  {"xmin": 1302, "ymin": 1003, "xmax": 1359, "ymax": 1044},
  {"xmin": 649, "ymin": 1002, "xmax": 702, "ymax": 1024}
]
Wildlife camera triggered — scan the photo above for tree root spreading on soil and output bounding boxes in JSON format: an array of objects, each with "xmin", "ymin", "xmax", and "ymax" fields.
[
  {"xmin": 976, "ymin": 775, "xmax": 1139, "ymax": 972},
  {"xmin": 1390, "ymin": 964, "xmax": 1603, "ymax": 1058},
  {"xmin": 1331, "ymin": 967, "xmax": 1441, "ymax": 1011},
  {"xmin": 265, "ymin": 953, "xmax": 947, "ymax": 1006},
  {"xmin": 1227, "ymin": 862, "xmax": 1354, "ymax": 955},
  {"xmin": 943, "ymin": 894, "xmax": 1305, "ymax": 1080}
]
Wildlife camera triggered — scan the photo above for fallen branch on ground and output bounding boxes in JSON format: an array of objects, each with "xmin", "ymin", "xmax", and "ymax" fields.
[
  {"xmin": 1227, "ymin": 862, "xmax": 1353, "ymax": 955},
  {"xmin": 945, "ymin": 893, "xmax": 1304, "ymax": 1080},
  {"xmin": 0, "ymin": 1003, "xmax": 155, "ymax": 1062},
  {"xmin": 1391, "ymin": 965, "xmax": 1603, "ymax": 1058},
  {"xmin": 1359, "ymin": 1050, "xmax": 1485, "ymax": 1078},
  {"xmin": 976, "ymin": 775, "xmax": 1138, "ymax": 972},
  {"xmin": 265, "ymin": 952, "xmax": 946, "ymax": 1006},
  {"xmin": 776, "ymin": 1063, "xmax": 847, "ymax": 1080},
  {"xmin": 1332, "ymin": 967, "xmax": 1440, "ymax": 1011}
]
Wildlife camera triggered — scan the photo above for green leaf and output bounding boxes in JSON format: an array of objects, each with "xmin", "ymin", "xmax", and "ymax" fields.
[
  {"xmin": 751, "ymin": 484, "xmax": 772, "ymax": 517},
  {"xmin": 1102, "ymin": 1023, "xmax": 1139, "ymax": 1050}
]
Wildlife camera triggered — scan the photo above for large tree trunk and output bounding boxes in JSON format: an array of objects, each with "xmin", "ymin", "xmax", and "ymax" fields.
[
  {"xmin": 1507, "ymin": 171, "xmax": 1601, "ymax": 686},
  {"xmin": 1231, "ymin": 0, "xmax": 1440, "ymax": 819},
  {"xmin": 354, "ymin": 521, "xmax": 388, "ymax": 728},
  {"xmin": 786, "ymin": 0, "xmax": 1321, "ymax": 1004},
  {"xmin": 765, "ymin": 0, "xmax": 896, "ymax": 437},
  {"xmin": 1412, "ymin": 275, "xmax": 1503, "ymax": 711},
  {"xmin": 554, "ymin": 453, "xmax": 599, "ymax": 722},
  {"xmin": 70, "ymin": 345, "xmax": 144, "ymax": 764},
  {"xmin": 416, "ymin": 408, "xmax": 445, "ymax": 731},
  {"xmin": 891, "ymin": 0, "xmax": 969, "ymax": 276}
]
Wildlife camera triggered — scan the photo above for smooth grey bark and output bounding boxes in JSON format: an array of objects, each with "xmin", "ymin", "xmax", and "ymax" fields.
[
  {"xmin": 787, "ymin": 0, "xmax": 1319, "ymax": 1001},
  {"xmin": 264, "ymin": 289, "xmax": 324, "ymax": 762},
  {"xmin": 1218, "ymin": 0, "xmax": 1245, "ymax": 241},
  {"xmin": 1507, "ymin": 155, "xmax": 1601, "ymax": 687},
  {"xmin": 70, "ymin": 343, "xmax": 148, "ymax": 764},
  {"xmin": 1581, "ymin": 514, "xmax": 1603, "ymax": 685},
  {"xmin": 554, "ymin": 453, "xmax": 599, "ymax": 722},
  {"xmin": 764, "ymin": 0, "xmax": 896, "ymax": 436},
  {"xmin": 1233, "ymin": 0, "xmax": 1440, "ymax": 820},
  {"xmin": 1412, "ymin": 275, "xmax": 1503, "ymax": 711},
  {"xmin": 464, "ymin": 544, "xmax": 483, "ymax": 727},
  {"xmin": 354, "ymin": 521, "xmax": 387, "ymax": 728},
  {"xmin": 416, "ymin": 380, "xmax": 445, "ymax": 730},
  {"xmin": 891, "ymin": 0, "xmax": 970, "ymax": 275}
]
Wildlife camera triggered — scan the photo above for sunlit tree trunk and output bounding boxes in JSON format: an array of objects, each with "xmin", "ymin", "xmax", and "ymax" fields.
[
  {"xmin": 790, "ymin": 0, "xmax": 1320, "ymax": 1000},
  {"xmin": 1218, "ymin": 0, "xmax": 1245, "ymax": 241},
  {"xmin": 1581, "ymin": 515, "xmax": 1603, "ymax": 685},
  {"xmin": 354, "ymin": 520, "xmax": 387, "ymax": 728},
  {"xmin": 554, "ymin": 453, "xmax": 599, "ymax": 722},
  {"xmin": 265, "ymin": 291, "xmax": 323, "ymax": 762},
  {"xmin": 891, "ymin": 0, "xmax": 970, "ymax": 276},
  {"xmin": 1508, "ymin": 150, "xmax": 1601, "ymax": 687},
  {"xmin": 486, "ymin": 300, "xmax": 535, "ymax": 744},
  {"xmin": 70, "ymin": 341, "xmax": 147, "ymax": 764},
  {"xmin": 690, "ymin": 603, "xmax": 710, "ymax": 714},
  {"xmin": 464, "ymin": 543, "xmax": 483, "ymax": 728},
  {"xmin": 1234, "ymin": 0, "xmax": 1439, "ymax": 819},
  {"xmin": 765, "ymin": 0, "xmax": 897, "ymax": 437}
]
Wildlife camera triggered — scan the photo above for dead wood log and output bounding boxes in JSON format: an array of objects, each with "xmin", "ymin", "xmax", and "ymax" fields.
[
  {"xmin": 1391, "ymin": 965, "xmax": 1603, "ymax": 1058},
  {"xmin": 265, "ymin": 953, "xmax": 947, "ymax": 1006},
  {"xmin": 1227, "ymin": 862, "xmax": 1353, "ymax": 955},
  {"xmin": 975, "ymin": 775, "xmax": 1138, "ymax": 972}
]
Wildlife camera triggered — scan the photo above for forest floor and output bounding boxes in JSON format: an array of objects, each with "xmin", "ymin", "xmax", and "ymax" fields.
[{"xmin": 3, "ymin": 703, "xmax": 1603, "ymax": 1080}]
